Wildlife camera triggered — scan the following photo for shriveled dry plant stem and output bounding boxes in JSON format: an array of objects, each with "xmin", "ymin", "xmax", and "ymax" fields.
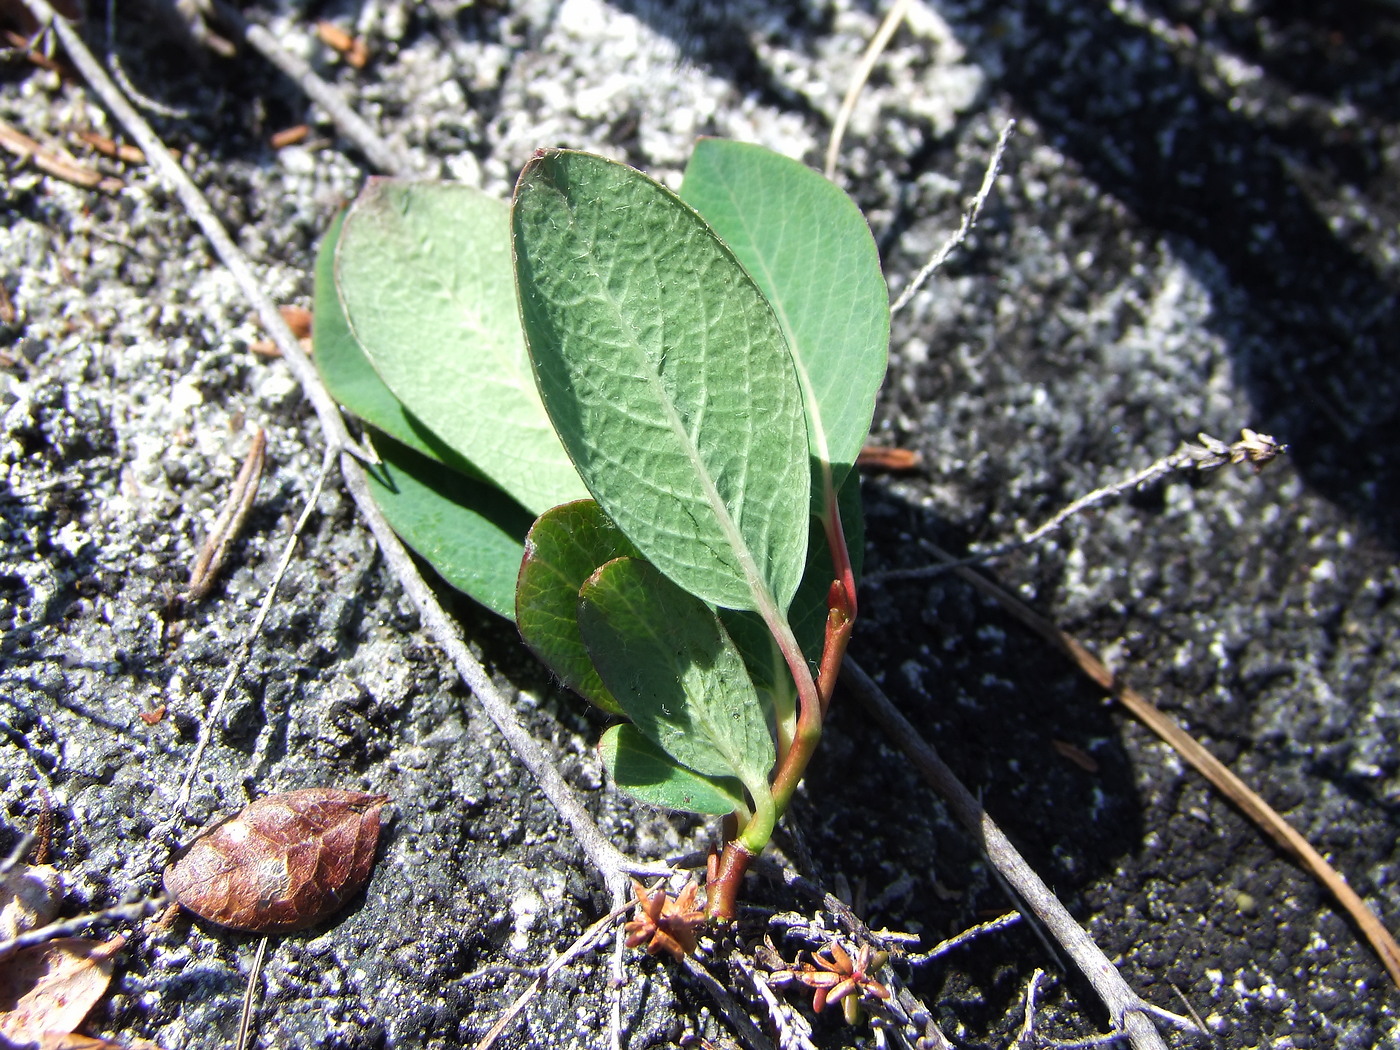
[
  {"xmin": 891, "ymin": 119, "xmax": 1015, "ymax": 316},
  {"xmin": 185, "ymin": 427, "xmax": 265, "ymax": 602},
  {"xmin": 25, "ymin": 0, "xmax": 664, "ymax": 901},
  {"xmin": 841, "ymin": 656, "xmax": 1181, "ymax": 1050}
]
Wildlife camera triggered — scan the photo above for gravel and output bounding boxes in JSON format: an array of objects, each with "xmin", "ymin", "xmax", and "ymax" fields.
[{"xmin": 2, "ymin": 1, "xmax": 1397, "ymax": 1048}]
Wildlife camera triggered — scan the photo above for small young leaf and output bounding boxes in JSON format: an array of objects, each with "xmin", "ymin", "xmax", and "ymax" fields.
[
  {"xmin": 365, "ymin": 434, "xmax": 534, "ymax": 620},
  {"xmin": 680, "ymin": 140, "xmax": 890, "ymax": 501},
  {"xmin": 514, "ymin": 149, "xmax": 811, "ymax": 618},
  {"xmin": 335, "ymin": 180, "xmax": 587, "ymax": 514},
  {"xmin": 598, "ymin": 724, "xmax": 747, "ymax": 816},
  {"xmin": 578, "ymin": 557, "xmax": 775, "ymax": 793},
  {"xmin": 516, "ymin": 500, "xmax": 641, "ymax": 714},
  {"xmin": 163, "ymin": 788, "xmax": 387, "ymax": 933}
]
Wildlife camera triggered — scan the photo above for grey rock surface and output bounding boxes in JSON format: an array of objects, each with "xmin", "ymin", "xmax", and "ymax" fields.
[{"xmin": 1, "ymin": 1, "xmax": 1397, "ymax": 1048}]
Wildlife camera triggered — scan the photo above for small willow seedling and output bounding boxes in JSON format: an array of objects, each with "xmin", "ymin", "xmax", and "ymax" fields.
[{"xmin": 315, "ymin": 141, "xmax": 890, "ymax": 922}]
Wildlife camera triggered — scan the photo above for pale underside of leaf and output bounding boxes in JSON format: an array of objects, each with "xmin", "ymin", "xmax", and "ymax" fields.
[
  {"xmin": 335, "ymin": 179, "xmax": 586, "ymax": 514},
  {"xmin": 599, "ymin": 724, "xmax": 748, "ymax": 816},
  {"xmin": 579, "ymin": 557, "xmax": 775, "ymax": 794},
  {"xmin": 516, "ymin": 499, "xmax": 640, "ymax": 713}
]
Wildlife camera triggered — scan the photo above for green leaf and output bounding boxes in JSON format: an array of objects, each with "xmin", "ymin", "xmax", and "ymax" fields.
[
  {"xmin": 314, "ymin": 210, "xmax": 474, "ymax": 476},
  {"xmin": 598, "ymin": 724, "xmax": 747, "ymax": 816},
  {"xmin": 364, "ymin": 432, "xmax": 535, "ymax": 620},
  {"xmin": 513, "ymin": 149, "xmax": 811, "ymax": 618},
  {"xmin": 516, "ymin": 499, "xmax": 640, "ymax": 715},
  {"xmin": 335, "ymin": 180, "xmax": 587, "ymax": 514},
  {"xmin": 680, "ymin": 140, "xmax": 890, "ymax": 501},
  {"xmin": 578, "ymin": 557, "xmax": 775, "ymax": 793}
]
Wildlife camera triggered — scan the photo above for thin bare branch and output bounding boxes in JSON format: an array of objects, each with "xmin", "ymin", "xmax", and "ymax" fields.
[
  {"xmin": 210, "ymin": 0, "xmax": 422, "ymax": 177},
  {"xmin": 869, "ymin": 428, "xmax": 1288, "ymax": 585},
  {"xmin": 681, "ymin": 955, "xmax": 778, "ymax": 1050},
  {"xmin": 0, "ymin": 833, "xmax": 36, "ymax": 878},
  {"xmin": 0, "ymin": 894, "xmax": 168, "ymax": 962},
  {"xmin": 904, "ymin": 910, "xmax": 1021, "ymax": 967},
  {"xmin": 921, "ymin": 548, "xmax": 1400, "ymax": 993},
  {"xmin": 890, "ymin": 119, "xmax": 1015, "ymax": 315}
]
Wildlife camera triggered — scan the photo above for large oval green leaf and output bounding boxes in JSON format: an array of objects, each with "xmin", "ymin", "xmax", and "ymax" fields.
[
  {"xmin": 578, "ymin": 557, "xmax": 775, "ymax": 794},
  {"xmin": 680, "ymin": 140, "xmax": 890, "ymax": 502},
  {"xmin": 513, "ymin": 150, "xmax": 810, "ymax": 618},
  {"xmin": 335, "ymin": 180, "xmax": 587, "ymax": 514},
  {"xmin": 516, "ymin": 499, "xmax": 640, "ymax": 715}
]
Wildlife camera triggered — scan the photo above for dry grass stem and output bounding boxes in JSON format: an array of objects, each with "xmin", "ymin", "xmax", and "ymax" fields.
[
  {"xmin": 890, "ymin": 119, "xmax": 1015, "ymax": 316},
  {"xmin": 824, "ymin": 0, "xmax": 912, "ymax": 181},
  {"xmin": 233, "ymin": 936, "xmax": 269, "ymax": 1050},
  {"xmin": 184, "ymin": 427, "xmax": 266, "ymax": 602},
  {"xmin": 473, "ymin": 896, "xmax": 632, "ymax": 1050},
  {"xmin": 173, "ymin": 449, "xmax": 335, "ymax": 819}
]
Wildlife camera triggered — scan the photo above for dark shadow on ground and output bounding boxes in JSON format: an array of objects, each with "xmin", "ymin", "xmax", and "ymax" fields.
[{"xmin": 927, "ymin": 0, "xmax": 1400, "ymax": 550}]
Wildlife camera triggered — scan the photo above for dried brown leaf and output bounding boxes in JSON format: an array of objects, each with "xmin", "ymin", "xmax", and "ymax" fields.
[
  {"xmin": 163, "ymin": 788, "xmax": 388, "ymax": 933},
  {"xmin": 1051, "ymin": 739, "xmax": 1099, "ymax": 773},
  {"xmin": 0, "ymin": 936, "xmax": 123, "ymax": 1043}
]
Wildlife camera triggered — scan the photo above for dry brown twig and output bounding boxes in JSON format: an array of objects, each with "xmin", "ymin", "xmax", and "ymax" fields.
[
  {"xmin": 184, "ymin": 427, "xmax": 266, "ymax": 603},
  {"xmin": 208, "ymin": 0, "xmax": 424, "ymax": 177},
  {"xmin": 0, "ymin": 115, "xmax": 122, "ymax": 191}
]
